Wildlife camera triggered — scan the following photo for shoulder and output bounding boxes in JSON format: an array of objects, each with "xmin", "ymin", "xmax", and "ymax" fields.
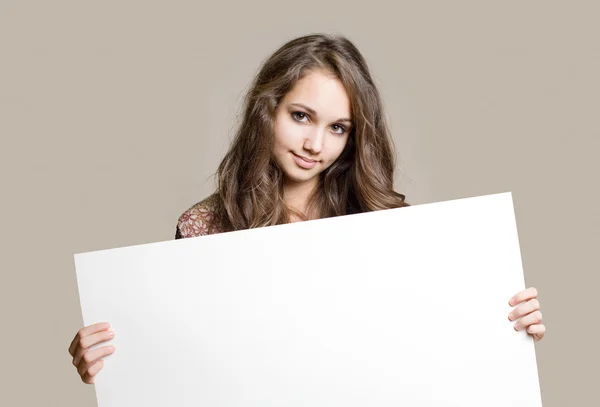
[{"xmin": 175, "ymin": 197, "xmax": 224, "ymax": 239}]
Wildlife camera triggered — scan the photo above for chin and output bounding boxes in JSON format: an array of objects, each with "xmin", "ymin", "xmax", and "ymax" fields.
[
  {"xmin": 284, "ymin": 172, "xmax": 316, "ymax": 184},
  {"xmin": 282, "ymin": 167, "xmax": 320, "ymax": 184}
]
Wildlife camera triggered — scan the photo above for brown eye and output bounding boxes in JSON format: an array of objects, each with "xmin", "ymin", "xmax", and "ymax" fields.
[
  {"xmin": 332, "ymin": 124, "xmax": 346, "ymax": 135},
  {"xmin": 291, "ymin": 111, "xmax": 309, "ymax": 122}
]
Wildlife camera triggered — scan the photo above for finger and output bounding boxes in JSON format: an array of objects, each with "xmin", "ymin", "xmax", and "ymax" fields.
[
  {"xmin": 73, "ymin": 330, "xmax": 115, "ymax": 367},
  {"xmin": 509, "ymin": 287, "xmax": 538, "ymax": 306},
  {"xmin": 82, "ymin": 359, "xmax": 104, "ymax": 384},
  {"xmin": 69, "ymin": 322, "xmax": 111, "ymax": 356},
  {"xmin": 508, "ymin": 298, "xmax": 540, "ymax": 321},
  {"xmin": 527, "ymin": 323, "xmax": 546, "ymax": 335},
  {"xmin": 514, "ymin": 310, "xmax": 543, "ymax": 331},
  {"xmin": 76, "ymin": 345, "xmax": 116, "ymax": 375}
]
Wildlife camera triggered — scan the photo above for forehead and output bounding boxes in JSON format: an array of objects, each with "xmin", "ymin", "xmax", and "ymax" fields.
[{"xmin": 283, "ymin": 69, "xmax": 351, "ymax": 119}]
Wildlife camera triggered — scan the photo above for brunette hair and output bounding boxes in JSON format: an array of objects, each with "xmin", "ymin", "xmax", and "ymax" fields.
[{"xmin": 208, "ymin": 32, "xmax": 409, "ymax": 232}]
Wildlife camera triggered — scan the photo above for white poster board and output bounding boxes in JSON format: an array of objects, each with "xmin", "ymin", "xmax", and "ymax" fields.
[{"xmin": 74, "ymin": 192, "xmax": 542, "ymax": 406}]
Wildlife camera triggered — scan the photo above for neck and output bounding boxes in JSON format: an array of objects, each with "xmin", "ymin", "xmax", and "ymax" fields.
[{"xmin": 283, "ymin": 178, "xmax": 318, "ymax": 219}]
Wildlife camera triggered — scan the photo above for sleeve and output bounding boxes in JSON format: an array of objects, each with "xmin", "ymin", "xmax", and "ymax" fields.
[{"xmin": 174, "ymin": 204, "xmax": 216, "ymax": 239}]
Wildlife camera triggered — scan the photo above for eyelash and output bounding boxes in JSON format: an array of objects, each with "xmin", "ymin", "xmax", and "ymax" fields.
[{"xmin": 291, "ymin": 111, "xmax": 347, "ymax": 135}]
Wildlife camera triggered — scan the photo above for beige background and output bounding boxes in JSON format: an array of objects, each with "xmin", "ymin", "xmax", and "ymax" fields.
[{"xmin": 1, "ymin": 1, "xmax": 598, "ymax": 406}]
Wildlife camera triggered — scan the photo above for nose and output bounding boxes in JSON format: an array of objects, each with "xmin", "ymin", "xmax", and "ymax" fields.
[{"xmin": 303, "ymin": 126, "xmax": 325, "ymax": 154}]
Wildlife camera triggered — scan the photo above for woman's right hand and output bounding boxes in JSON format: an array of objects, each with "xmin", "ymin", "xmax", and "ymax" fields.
[{"xmin": 68, "ymin": 322, "xmax": 116, "ymax": 384}]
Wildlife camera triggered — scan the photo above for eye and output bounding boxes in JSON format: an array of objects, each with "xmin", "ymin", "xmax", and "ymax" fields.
[
  {"xmin": 291, "ymin": 111, "xmax": 309, "ymax": 123},
  {"xmin": 331, "ymin": 124, "xmax": 347, "ymax": 135}
]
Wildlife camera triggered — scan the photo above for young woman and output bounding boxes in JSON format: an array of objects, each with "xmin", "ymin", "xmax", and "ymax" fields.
[{"xmin": 68, "ymin": 33, "xmax": 546, "ymax": 384}]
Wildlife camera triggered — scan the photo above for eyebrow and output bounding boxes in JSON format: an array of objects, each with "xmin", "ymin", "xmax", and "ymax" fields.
[{"xmin": 290, "ymin": 103, "xmax": 353, "ymax": 124}]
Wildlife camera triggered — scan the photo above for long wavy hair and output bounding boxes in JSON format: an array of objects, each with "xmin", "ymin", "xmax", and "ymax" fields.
[{"xmin": 207, "ymin": 33, "xmax": 409, "ymax": 232}]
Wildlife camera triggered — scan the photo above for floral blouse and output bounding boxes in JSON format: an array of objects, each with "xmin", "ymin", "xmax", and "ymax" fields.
[
  {"xmin": 174, "ymin": 200, "xmax": 226, "ymax": 239},
  {"xmin": 175, "ymin": 197, "xmax": 410, "ymax": 239}
]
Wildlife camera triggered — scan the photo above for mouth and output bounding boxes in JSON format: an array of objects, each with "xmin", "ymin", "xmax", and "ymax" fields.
[
  {"xmin": 291, "ymin": 152, "xmax": 320, "ymax": 169},
  {"xmin": 292, "ymin": 152, "xmax": 319, "ymax": 163}
]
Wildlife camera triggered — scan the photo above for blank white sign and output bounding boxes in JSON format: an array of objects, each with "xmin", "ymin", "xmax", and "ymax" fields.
[{"xmin": 74, "ymin": 192, "xmax": 542, "ymax": 406}]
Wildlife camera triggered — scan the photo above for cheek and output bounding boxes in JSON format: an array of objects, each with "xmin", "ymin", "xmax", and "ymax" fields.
[
  {"xmin": 274, "ymin": 118, "xmax": 304, "ymax": 148},
  {"xmin": 325, "ymin": 137, "xmax": 349, "ymax": 162}
]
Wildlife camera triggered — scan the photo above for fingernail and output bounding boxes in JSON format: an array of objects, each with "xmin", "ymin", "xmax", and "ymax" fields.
[
  {"xmin": 104, "ymin": 323, "xmax": 111, "ymax": 329},
  {"xmin": 514, "ymin": 324, "xmax": 519, "ymax": 331},
  {"xmin": 109, "ymin": 346, "xmax": 116, "ymax": 352},
  {"xmin": 508, "ymin": 314, "xmax": 513, "ymax": 321},
  {"xmin": 107, "ymin": 330, "xmax": 115, "ymax": 337}
]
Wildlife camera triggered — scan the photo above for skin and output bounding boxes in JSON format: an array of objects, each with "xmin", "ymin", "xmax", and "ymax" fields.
[
  {"xmin": 272, "ymin": 69, "xmax": 352, "ymax": 218},
  {"xmin": 509, "ymin": 287, "xmax": 546, "ymax": 341},
  {"xmin": 68, "ymin": 68, "xmax": 545, "ymax": 383},
  {"xmin": 68, "ymin": 322, "xmax": 116, "ymax": 384}
]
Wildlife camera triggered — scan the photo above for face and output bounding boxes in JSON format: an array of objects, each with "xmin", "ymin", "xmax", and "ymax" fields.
[{"xmin": 272, "ymin": 68, "xmax": 353, "ymax": 188}]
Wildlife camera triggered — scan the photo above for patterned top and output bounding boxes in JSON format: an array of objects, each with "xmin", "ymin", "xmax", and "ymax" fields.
[
  {"xmin": 175, "ymin": 197, "xmax": 410, "ymax": 239},
  {"xmin": 175, "ymin": 199, "xmax": 226, "ymax": 239}
]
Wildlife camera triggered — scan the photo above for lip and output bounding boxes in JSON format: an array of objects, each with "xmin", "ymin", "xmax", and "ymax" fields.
[{"xmin": 292, "ymin": 152, "xmax": 319, "ymax": 169}]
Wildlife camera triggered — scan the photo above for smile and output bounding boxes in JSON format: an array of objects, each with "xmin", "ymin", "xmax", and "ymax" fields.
[{"xmin": 292, "ymin": 152, "xmax": 319, "ymax": 169}]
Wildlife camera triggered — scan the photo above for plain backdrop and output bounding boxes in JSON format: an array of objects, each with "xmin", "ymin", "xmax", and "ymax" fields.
[{"xmin": 0, "ymin": 1, "xmax": 598, "ymax": 406}]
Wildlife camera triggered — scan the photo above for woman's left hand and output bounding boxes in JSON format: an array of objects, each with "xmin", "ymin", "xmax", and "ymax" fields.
[{"xmin": 508, "ymin": 287, "xmax": 545, "ymax": 342}]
